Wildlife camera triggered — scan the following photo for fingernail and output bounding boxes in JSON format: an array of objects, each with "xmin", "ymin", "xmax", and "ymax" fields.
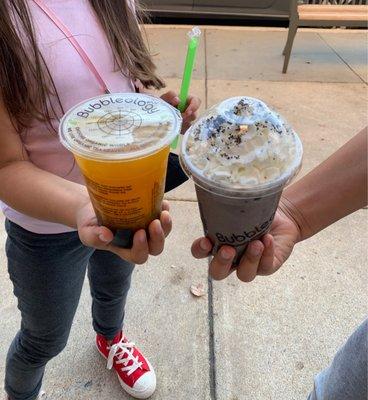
[
  {"xmin": 200, "ymin": 239, "xmax": 209, "ymax": 251},
  {"xmin": 249, "ymin": 243, "xmax": 262, "ymax": 257},
  {"xmin": 155, "ymin": 224, "xmax": 163, "ymax": 235},
  {"xmin": 174, "ymin": 96, "xmax": 180, "ymax": 103},
  {"xmin": 99, "ymin": 234, "xmax": 109, "ymax": 243},
  {"xmin": 221, "ymin": 248, "xmax": 233, "ymax": 260},
  {"xmin": 138, "ymin": 232, "xmax": 146, "ymax": 243}
]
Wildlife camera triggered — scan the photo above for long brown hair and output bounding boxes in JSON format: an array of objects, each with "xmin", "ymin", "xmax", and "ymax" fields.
[{"xmin": 0, "ymin": 0, "xmax": 165, "ymax": 132}]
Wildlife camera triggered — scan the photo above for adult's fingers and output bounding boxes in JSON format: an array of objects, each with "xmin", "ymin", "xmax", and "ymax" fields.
[
  {"xmin": 191, "ymin": 237, "xmax": 212, "ymax": 259},
  {"xmin": 209, "ymin": 246, "xmax": 236, "ymax": 281},
  {"xmin": 257, "ymin": 234, "xmax": 276, "ymax": 276},
  {"xmin": 236, "ymin": 241, "xmax": 264, "ymax": 282}
]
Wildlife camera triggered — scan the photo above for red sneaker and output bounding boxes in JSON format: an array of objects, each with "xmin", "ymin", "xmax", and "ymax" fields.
[{"xmin": 96, "ymin": 332, "xmax": 156, "ymax": 399}]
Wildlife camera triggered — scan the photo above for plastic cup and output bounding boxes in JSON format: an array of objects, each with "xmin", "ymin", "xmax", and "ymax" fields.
[
  {"xmin": 60, "ymin": 93, "xmax": 182, "ymax": 247},
  {"xmin": 180, "ymin": 96, "xmax": 303, "ymax": 264}
]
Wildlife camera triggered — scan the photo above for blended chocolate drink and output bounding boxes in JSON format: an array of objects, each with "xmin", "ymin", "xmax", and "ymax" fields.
[
  {"xmin": 180, "ymin": 97, "xmax": 303, "ymax": 264},
  {"xmin": 60, "ymin": 93, "xmax": 182, "ymax": 247}
]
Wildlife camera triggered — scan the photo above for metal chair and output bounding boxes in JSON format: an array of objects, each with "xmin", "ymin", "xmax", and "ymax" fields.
[{"xmin": 283, "ymin": 0, "xmax": 368, "ymax": 73}]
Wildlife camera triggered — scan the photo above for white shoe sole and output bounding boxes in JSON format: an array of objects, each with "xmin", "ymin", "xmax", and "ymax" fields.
[{"xmin": 97, "ymin": 347, "xmax": 156, "ymax": 399}]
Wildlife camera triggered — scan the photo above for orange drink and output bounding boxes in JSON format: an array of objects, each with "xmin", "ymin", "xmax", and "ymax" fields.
[{"xmin": 59, "ymin": 93, "xmax": 182, "ymax": 247}]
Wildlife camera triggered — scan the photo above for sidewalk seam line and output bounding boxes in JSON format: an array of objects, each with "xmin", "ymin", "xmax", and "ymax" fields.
[
  {"xmin": 164, "ymin": 198, "xmax": 197, "ymax": 202},
  {"xmin": 204, "ymin": 78, "xmax": 365, "ymax": 84},
  {"xmin": 317, "ymin": 33, "xmax": 367, "ymax": 85},
  {"xmin": 204, "ymin": 28, "xmax": 216, "ymax": 400},
  {"xmin": 208, "ymin": 264, "xmax": 217, "ymax": 400},
  {"xmin": 163, "ymin": 76, "xmax": 366, "ymax": 84}
]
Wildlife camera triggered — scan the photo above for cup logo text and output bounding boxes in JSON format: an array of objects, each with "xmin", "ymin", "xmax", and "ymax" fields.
[
  {"xmin": 215, "ymin": 215, "xmax": 274, "ymax": 246},
  {"xmin": 76, "ymin": 96, "xmax": 160, "ymax": 119}
]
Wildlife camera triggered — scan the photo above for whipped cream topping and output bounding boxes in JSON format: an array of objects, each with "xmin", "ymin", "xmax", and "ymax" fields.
[{"xmin": 183, "ymin": 97, "xmax": 301, "ymax": 187}]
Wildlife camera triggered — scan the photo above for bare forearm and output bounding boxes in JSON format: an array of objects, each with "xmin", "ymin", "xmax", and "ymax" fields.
[
  {"xmin": 0, "ymin": 161, "xmax": 89, "ymax": 228},
  {"xmin": 283, "ymin": 128, "xmax": 367, "ymax": 241}
]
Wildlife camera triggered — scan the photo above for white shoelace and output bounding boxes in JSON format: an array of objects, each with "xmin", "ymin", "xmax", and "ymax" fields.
[{"xmin": 106, "ymin": 338, "xmax": 143, "ymax": 376}]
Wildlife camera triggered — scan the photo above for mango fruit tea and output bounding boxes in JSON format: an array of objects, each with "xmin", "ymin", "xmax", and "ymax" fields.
[{"xmin": 59, "ymin": 93, "xmax": 182, "ymax": 247}]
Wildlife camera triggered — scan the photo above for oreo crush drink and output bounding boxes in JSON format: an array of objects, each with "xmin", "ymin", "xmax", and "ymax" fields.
[{"xmin": 180, "ymin": 97, "xmax": 303, "ymax": 264}]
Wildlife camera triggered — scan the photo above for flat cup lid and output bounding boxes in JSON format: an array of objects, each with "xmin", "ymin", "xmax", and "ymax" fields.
[{"xmin": 59, "ymin": 93, "xmax": 182, "ymax": 161}]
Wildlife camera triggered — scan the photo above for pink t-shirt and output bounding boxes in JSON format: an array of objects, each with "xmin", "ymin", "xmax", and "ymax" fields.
[{"xmin": 1, "ymin": 0, "xmax": 136, "ymax": 233}]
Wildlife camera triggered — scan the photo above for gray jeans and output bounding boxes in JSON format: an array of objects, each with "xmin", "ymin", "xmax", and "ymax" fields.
[
  {"xmin": 307, "ymin": 318, "xmax": 367, "ymax": 400},
  {"xmin": 4, "ymin": 220, "xmax": 134, "ymax": 400}
]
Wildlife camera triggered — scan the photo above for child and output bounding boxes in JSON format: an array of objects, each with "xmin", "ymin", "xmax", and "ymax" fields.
[{"xmin": 0, "ymin": 1, "xmax": 200, "ymax": 399}]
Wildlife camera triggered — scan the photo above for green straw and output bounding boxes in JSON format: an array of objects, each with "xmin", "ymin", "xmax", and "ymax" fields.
[{"xmin": 171, "ymin": 26, "xmax": 201, "ymax": 150}]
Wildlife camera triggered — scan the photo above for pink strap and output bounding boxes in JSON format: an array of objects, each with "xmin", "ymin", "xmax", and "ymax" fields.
[{"xmin": 32, "ymin": 0, "xmax": 110, "ymax": 94}]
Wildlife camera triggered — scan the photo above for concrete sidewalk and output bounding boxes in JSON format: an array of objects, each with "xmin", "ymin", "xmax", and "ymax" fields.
[{"xmin": 0, "ymin": 26, "xmax": 367, "ymax": 400}]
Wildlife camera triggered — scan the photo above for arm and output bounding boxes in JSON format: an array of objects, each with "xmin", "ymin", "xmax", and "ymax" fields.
[
  {"xmin": 0, "ymin": 100, "xmax": 89, "ymax": 228},
  {"xmin": 191, "ymin": 127, "xmax": 368, "ymax": 281},
  {"xmin": 282, "ymin": 127, "xmax": 367, "ymax": 240},
  {"xmin": 0, "ymin": 163, "xmax": 89, "ymax": 229},
  {"xmin": 0, "ymin": 100, "xmax": 172, "ymax": 264}
]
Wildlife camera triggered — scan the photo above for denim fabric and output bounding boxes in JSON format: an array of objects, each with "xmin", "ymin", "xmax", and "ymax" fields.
[
  {"xmin": 4, "ymin": 220, "xmax": 134, "ymax": 400},
  {"xmin": 307, "ymin": 319, "xmax": 367, "ymax": 400}
]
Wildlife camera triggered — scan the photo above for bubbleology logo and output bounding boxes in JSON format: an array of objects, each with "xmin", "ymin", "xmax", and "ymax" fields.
[
  {"xmin": 215, "ymin": 215, "xmax": 274, "ymax": 246},
  {"xmin": 76, "ymin": 96, "xmax": 160, "ymax": 119}
]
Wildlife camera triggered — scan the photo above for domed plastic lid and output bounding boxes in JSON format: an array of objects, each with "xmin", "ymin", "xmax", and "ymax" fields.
[
  {"xmin": 59, "ymin": 93, "xmax": 182, "ymax": 161},
  {"xmin": 180, "ymin": 96, "xmax": 303, "ymax": 195}
]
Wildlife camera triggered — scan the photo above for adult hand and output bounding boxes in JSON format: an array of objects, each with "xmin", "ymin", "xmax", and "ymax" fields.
[
  {"xmin": 191, "ymin": 200, "xmax": 302, "ymax": 281},
  {"xmin": 160, "ymin": 90, "xmax": 201, "ymax": 134},
  {"xmin": 76, "ymin": 200, "xmax": 172, "ymax": 264}
]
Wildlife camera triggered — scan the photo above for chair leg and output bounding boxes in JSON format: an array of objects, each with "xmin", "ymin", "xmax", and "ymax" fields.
[
  {"xmin": 282, "ymin": 23, "xmax": 294, "ymax": 55},
  {"xmin": 282, "ymin": 21, "xmax": 298, "ymax": 73}
]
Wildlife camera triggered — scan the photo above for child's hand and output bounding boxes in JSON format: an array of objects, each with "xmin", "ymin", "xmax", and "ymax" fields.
[
  {"xmin": 190, "ymin": 201, "xmax": 301, "ymax": 282},
  {"xmin": 76, "ymin": 201, "xmax": 172, "ymax": 264},
  {"xmin": 160, "ymin": 91, "xmax": 201, "ymax": 134}
]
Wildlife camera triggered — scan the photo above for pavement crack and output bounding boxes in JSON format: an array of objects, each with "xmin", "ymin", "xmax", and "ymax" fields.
[{"xmin": 207, "ymin": 261, "xmax": 217, "ymax": 400}]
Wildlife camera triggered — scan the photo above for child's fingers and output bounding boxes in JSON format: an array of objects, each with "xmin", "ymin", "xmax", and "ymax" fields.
[
  {"xmin": 160, "ymin": 91, "xmax": 180, "ymax": 106},
  {"xmin": 109, "ymin": 229, "xmax": 149, "ymax": 265},
  {"xmin": 160, "ymin": 201, "xmax": 172, "ymax": 236},
  {"xmin": 183, "ymin": 112, "xmax": 197, "ymax": 124},
  {"xmin": 184, "ymin": 95, "xmax": 201, "ymax": 114},
  {"xmin": 96, "ymin": 226, "xmax": 114, "ymax": 244},
  {"xmin": 147, "ymin": 219, "xmax": 165, "ymax": 256},
  {"xmin": 160, "ymin": 210, "xmax": 172, "ymax": 237},
  {"xmin": 162, "ymin": 200, "xmax": 170, "ymax": 212},
  {"xmin": 79, "ymin": 225, "xmax": 113, "ymax": 248}
]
